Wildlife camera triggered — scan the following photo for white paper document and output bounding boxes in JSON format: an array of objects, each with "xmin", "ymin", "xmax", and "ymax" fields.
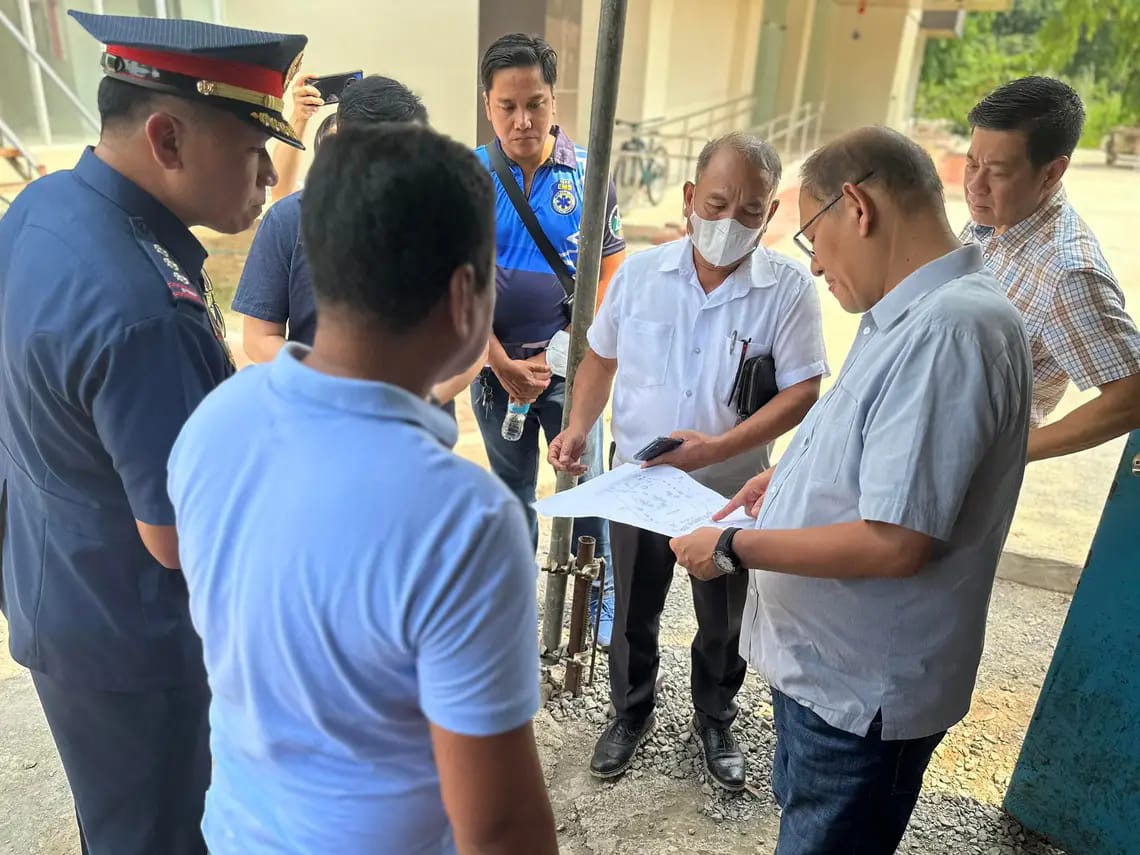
[{"xmin": 533, "ymin": 463, "xmax": 753, "ymax": 538}]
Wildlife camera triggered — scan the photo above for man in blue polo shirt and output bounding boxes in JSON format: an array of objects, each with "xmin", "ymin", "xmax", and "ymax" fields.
[
  {"xmin": 169, "ymin": 124, "xmax": 557, "ymax": 855},
  {"xmin": 475, "ymin": 33, "xmax": 626, "ymax": 642},
  {"xmin": 234, "ymin": 74, "xmax": 481, "ymax": 409}
]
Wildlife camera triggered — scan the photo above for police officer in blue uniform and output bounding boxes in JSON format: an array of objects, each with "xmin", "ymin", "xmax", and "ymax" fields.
[{"xmin": 0, "ymin": 12, "xmax": 306, "ymax": 854}]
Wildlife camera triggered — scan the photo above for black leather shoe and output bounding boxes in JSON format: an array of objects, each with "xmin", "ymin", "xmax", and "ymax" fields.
[
  {"xmin": 589, "ymin": 713, "xmax": 655, "ymax": 779},
  {"xmin": 693, "ymin": 715, "xmax": 746, "ymax": 791}
]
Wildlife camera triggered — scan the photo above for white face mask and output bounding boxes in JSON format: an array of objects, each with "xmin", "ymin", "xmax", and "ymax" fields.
[{"xmin": 689, "ymin": 212, "xmax": 763, "ymax": 268}]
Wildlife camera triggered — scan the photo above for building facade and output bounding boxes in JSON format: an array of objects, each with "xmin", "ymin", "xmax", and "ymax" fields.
[{"xmin": 0, "ymin": 0, "xmax": 1008, "ymax": 182}]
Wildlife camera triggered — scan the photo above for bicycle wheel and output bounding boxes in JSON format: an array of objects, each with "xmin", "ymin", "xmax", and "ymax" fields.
[
  {"xmin": 613, "ymin": 153, "xmax": 638, "ymax": 208},
  {"xmin": 645, "ymin": 146, "xmax": 670, "ymax": 206}
]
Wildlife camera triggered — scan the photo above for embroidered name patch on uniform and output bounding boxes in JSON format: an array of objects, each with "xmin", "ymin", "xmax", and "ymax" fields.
[{"xmin": 552, "ymin": 178, "xmax": 577, "ymax": 215}]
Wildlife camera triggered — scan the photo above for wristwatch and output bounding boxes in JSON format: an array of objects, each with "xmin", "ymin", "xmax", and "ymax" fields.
[{"xmin": 713, "ymin": 527, "xmax": 744, "ymax": 575}]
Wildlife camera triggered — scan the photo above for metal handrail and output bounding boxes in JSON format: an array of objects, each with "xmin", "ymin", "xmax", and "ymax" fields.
[
  {"xmin": 613, "ymin": 96, "xmax": 827, "ymax": 196},
  {"xmin": 0, "ymin": 7, "xmax": 100, "ymax": 136},
  {"xmin": 0, "ymin": 114, "xmax": 43, "ymax": 182}
]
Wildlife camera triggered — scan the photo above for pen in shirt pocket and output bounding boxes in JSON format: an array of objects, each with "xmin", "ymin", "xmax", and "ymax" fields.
[{"xmin": 727, "ymin": 337, "xmax": 752, "ymax": 406}]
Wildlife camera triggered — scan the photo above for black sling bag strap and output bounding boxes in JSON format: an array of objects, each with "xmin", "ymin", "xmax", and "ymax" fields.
[{"xmin": 487, "ymin": 142, "xmax": 576, "ymax": 307}]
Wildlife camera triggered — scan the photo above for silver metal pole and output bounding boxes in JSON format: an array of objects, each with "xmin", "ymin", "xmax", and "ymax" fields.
[
  {"xmin": 154, "ymin": 0, "xmax": 169, "ymax": 18},
  {"xmin": 0, "ymin": 9, "xmax": 100, "ymax": 134},
  {"xmin": 92, "ymin": 0, "xmax": 105, "ymax": 14},
  {"xmin": 211, "ymin": 0, "xmax": 223, "ymax": 23},
  {"xmin": 541, "ymin": 0, "xmax": 628, "ymax": 656},
  {"xmin": 15, "ymin": 0, "xmax": 51, "ymax": 145}
]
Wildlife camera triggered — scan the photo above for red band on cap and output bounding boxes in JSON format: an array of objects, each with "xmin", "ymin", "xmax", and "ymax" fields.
[{"xmin": 107, "ymin": 45, "xmax": 284, "ymax": 98}]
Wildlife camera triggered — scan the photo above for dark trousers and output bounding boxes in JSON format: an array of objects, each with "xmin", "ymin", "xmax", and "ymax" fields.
[
  {"xmin": 31, "ymin": 670, "xmax": 211, "ymax": 855},
  {"xmin": 471, "ymin": 369, "xmax": 612, "ymax": 594},
  {"xmin": 772, "ymin": 689, "xmax": 946, "ymax": 855},
  {"xmin": 608, "ymin": 521, "xmax": 748, "ymax": 728}
]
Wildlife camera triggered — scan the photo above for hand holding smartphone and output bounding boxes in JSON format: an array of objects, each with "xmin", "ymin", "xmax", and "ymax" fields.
[
  {"xmin": 634, "ymin": 436, "xmax": 683, "ymax": 462},
  {"xmin": 307, "ymin": 70, "xmax": 363, "ymax": 104}
]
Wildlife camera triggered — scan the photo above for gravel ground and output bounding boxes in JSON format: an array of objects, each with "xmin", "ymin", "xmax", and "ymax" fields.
[
  {"xmin": 0, "ymin": 557, "xmax": 1076, "ymax": 855},
  {"xmin": 534, "ymin": 566, "xmax": 1073, "ymax": 855}
]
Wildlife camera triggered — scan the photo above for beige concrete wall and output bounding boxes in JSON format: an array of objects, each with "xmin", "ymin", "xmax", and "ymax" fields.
[
  {"xmin": 886, "ymin": 4, "xmax": 925, "ymax": 129},
  {"xmin": 774, "ymin": 0, "xmax": 809, "ymax": 116},
  {"xmin": 222, "ymin": 0, "xmax": 479, "ymax": 170},
  {"xmin": 728, "ymin": 0, "xmax": 764, "ymax": 101},
  {"xmin": 664, "ymin": 0, "xmax": 757, "ymax": 115},
  {"xmin": 817, "ymin": 1, "xmax": 915, "ymax": 137},
  {"xmin": 801, "ymin": 0, "xmax": 833, "ymax": 110}
]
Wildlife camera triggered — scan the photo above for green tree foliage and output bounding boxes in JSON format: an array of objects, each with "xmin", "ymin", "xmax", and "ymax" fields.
[{"xmin": 916, "ymin": 0, "xmax": 1139, "ymax": 147}]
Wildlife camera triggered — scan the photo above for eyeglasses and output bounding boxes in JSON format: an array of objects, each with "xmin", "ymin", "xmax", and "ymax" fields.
[{"xmin": 793, "ymin": 171, "xmax": 874, "ymax": 260}]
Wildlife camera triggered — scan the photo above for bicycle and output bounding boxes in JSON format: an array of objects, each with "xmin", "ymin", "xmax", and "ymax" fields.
[{"xmin": 613, "ymin": 118, "xmax": 670, "ymax": 207}]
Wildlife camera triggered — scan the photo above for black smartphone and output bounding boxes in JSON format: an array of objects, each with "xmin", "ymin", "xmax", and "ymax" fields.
[
  {"xmin": 309, "ymin": 70, "xmax": 363, "ymax": 104},
  {"xmin": 633, "ymin": 436, "xmax": 683, "ymax": 462}
]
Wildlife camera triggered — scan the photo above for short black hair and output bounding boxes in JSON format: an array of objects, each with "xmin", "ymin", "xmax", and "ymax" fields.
[
  {"xmin": 968, "ymin": 76, "xmax": 1085, "ymax": 168},
  {"xmin": 336, "ymin": 75, "xmax": 428, "ymax": 129},
  {"xmin": 97, "ymin": 77, "xmax": 159, "ymax": 131},
  {"xmin": 313, "ymin": 113, "xmax": 337, "ymax": 153},
  {"xmin": 801, "ymin": 126, "xmax": 944, "ymax": 214},
  {"xmin": 480, "ymin": 33, "xmax": 557, "ymax": 92},
  {"xmin": 696, "ymin": 132, "xmax": 782, "ymax": 189},
  {"xmin": 301, "ymin": 124, "xmax": 495, "ymax": 332}
]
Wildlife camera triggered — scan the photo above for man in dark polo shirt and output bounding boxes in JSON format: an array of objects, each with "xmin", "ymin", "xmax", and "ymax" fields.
[{"xmin": 234, "ymin": 75, "xmax": 425, "ymax": 361}]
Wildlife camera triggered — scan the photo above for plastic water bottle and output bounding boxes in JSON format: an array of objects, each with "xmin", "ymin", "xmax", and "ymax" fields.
[{"xmin": 501, "ymin": 400, "xmax": 529, "ymax": 442}]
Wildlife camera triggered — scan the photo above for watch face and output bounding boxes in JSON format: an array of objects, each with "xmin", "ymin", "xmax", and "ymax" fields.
[{"xmin": 713, "ymin": 551, "xmax": 736, "ymax": 574}]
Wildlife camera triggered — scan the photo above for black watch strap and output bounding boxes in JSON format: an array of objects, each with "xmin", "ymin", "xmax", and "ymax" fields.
[{"xmin": 716, "ymin": 526, "xmax": 743, "ymax": 574}]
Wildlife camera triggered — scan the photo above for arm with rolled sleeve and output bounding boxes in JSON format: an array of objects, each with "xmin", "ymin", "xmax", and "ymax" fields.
[
  {"xmin": 233, "ymin": 201, "xmax": 295, "ymax": 363},
  {"xmin": 416, "ymin": 499, "xmax": 556, "ymax": 854},
  {"xmin": 545, "ymin": 179, "xmax": 627, "ymax": 376},
  {"xmin": 1028, "ymin": 267, "xmax": 1140, "ymax": 460},
  {"xmin": 726, "ymin": 325, "xmax": 1017, "ymax": 581},
  {"xmin": 89, "ymin": 312, "xmax": 226, "ymax": 567},
  {"xmin": 562, "ymin": 261, "xmax": 626, "ymax": 433}
]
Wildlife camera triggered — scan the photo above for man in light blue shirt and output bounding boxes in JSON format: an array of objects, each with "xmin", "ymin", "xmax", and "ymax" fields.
[
  {"xmin": 671, "ymin": 127, "xmax": 1032, "ymax": 854},
  {"xmin": 168, "ymin": 124, "xmax": 557, "ymax": 854}
]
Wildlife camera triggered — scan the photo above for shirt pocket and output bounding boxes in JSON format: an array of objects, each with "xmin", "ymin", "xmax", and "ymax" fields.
[
  {"xmin": 618, "ymin": 318, "xmax": 675, "ymax": 388},
  {"xmin": 803, "ymin": 385, "xmax": 859, "ymax": 485},
  {"xmin": 715, "ymin": 338, "xmax": 770, "ymax": 412}
]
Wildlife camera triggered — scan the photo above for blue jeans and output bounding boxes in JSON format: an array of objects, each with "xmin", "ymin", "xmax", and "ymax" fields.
[
  {"xmin": 471, "ymin": 369, "xmax": 612, "ymax": 595},
  {"xmin": 771, "ymin": 689, "xmax": 945, "ymax": 855}
]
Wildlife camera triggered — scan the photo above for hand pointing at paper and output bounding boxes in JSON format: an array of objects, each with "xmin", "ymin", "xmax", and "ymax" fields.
[{"xmin": 713, "ymin": 466, "xmax": 775, "ymax": 520}]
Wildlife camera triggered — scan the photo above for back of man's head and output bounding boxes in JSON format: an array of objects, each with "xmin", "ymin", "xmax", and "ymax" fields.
[
  {"xmin": 97, "ymin": 77, "xmax": 161, "ymax": 134},
  {"xmin": 480, "ymin": 33, "xmax": 558, "ymax": 92},
  {"xmin": 336, "ymin": 75, "xmax": 428, "ymax": 129},
  {"xmin": 968, "ymin": 76, "xmax": 1084, "ymax": 169},
  {"xmin": 301, "ymin": 124, "xmax": 494, "ymax": 332},
  {"xmin": 801, "ymin": 126, "xmax": 944, "ymax": 216}
]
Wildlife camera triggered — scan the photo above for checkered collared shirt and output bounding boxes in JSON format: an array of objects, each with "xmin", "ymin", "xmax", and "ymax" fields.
[{"xmin": 961, "ymin": 187, "xmax": 1140, "ymax": 426}]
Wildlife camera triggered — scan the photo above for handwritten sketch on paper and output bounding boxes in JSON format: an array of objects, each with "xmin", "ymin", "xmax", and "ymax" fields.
[{"xmin": 533, "ymin": 463, "xmax": 752, "ymax": 538}]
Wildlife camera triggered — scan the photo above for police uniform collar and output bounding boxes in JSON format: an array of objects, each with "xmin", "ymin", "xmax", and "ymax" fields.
[
  {"xmin": 268, "ymin": 343, "xmax": 460, "ymax": 449},
  {"xmin": 74, "ymin": 147, "xmax": 207, "ymax": 279}
]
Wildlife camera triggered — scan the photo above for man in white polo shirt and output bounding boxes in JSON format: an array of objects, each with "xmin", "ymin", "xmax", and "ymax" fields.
[{"xmin": 549, "ymin": 132, "xmax": 828, "ymax": 792}]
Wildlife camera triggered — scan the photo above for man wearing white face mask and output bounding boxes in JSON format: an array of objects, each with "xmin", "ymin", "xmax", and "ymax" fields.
[{"xmin": 549, "ymin": 132, "xmax": 828, "ymax": 790}]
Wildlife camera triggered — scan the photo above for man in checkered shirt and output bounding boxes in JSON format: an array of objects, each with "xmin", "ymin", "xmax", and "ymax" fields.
[{"xmin": 961, "ymin": 76, "xmax": 1140, "ymax": 460}]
